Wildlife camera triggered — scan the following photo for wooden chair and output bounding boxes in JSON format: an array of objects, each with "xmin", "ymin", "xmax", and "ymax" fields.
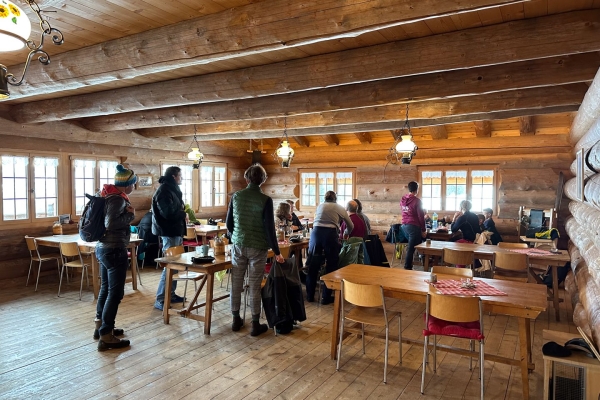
[
  {"xmin": 165, "ymin": 245, "xmax": 204, "ymax": 308},
  {"xmin": 182, "ymin": 226, "xmax": 199, "ymax": 251},
  {"xmin": 421, "ymin": 291, "xmax": 485, "ymax": 399},
  {"xmin": 25, "ymin": 236, "xmax": 62, "ymax": 291},
  {"xmin": 441, "ymin": 248, "xmax": 475, "ymax": 269},
  {"xmin": 431, "ymin": 265, "xmax": 473, "ymax": 279},
  {"xmin": 336, "ymin": 279, "xmax": 402, "ymax": 384},
  {"xmin": 497, "ymin": 242, "xmax": 528, "ymax": 249},
  {"xmin": 58, "ymin": 242, "xmax": 92, "ymax": 300},
  {"xmin": 493, "ymin": 251, "xmax": 529, "ymax": 282}
]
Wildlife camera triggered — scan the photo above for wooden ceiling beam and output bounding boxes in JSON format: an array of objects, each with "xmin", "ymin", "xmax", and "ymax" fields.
[
  {"xmin": 136, "ymin": 84, "xmax": 586, "ymax": 138},
  {"xmin": 292, "ymin": 136, "xmax": 310, "ymax": 147},
  {"xmin": 169, "ymin": 105, "xmax": 579, "ymax": 141},
  {"xmin": 391, "ymin": 130, "xmax": 403, "ymax": 141},
  {"xmin": 12, "ymin": 13, "xmax": 600, "ymax": 123},
  {"xmin": 429, "ymin": 125, "xmax": 448, "ymax": 140},
  {"xmin": 473, "ymin": 121, "xmax": 492, "ymax": 137},
  {"xmin": 519, "ymin": 116, "xmax": 536, "ymax": 135},
  {"xmin": 322, "ymin": 135, "xmax": 339, "ymax": 146},
  {"xmin": 354, "ymin": 132, "xmax": 372, "ymax": 144},
  {"xmin": 7, "ymin": 0, "xmax": 528, "ymax": 101}
]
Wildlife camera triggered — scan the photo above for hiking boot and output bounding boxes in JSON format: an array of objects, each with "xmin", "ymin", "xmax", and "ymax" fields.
[
  {"xmin": 98, "ymin": 334, "xmax": 130, "ymax": 351},
  {"xmin": 232, "ymin": 316, "xmax": 244, "ymax": 332},
  {"xmin": 93, "ymin": 320, "xmax": 124, "ymax": 340},
  {"xmin": 171, "ymin": 294, "xmax": 185, "ymax": 303},
  {"xmin": 250, "ymin": 321, "xmax": 268, "ymax": 336}
]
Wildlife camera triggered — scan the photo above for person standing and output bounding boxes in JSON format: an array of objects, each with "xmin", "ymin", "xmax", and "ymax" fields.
[
  {"xmin": 482, "ymin": 207, "xmax": 503, "ymax": 245},
  {"xmin": 226, "ymin": 164, "xmax": 284, "ymax": 336},
  {"xmin": 95, "ymin": 164, "xmax": 137, "ymax": 351},
  {"xmin": 152, "ymin": 166, "xmax": 187, "ymax": 311},
  {"xmin": 401, "ymin": 181, "xmax": 427, "ymax": 270},
  {"xmin": 306, "ymin": 191, "xmax": 353, "ymax": 304}
]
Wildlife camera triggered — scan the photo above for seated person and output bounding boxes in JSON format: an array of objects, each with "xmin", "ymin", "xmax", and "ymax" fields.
[
  {"xmin": 482, "ymin": 207, "xmax": 503, "ymax": 245},
  {"xmin": 353, "ymin": 198, "xmax": 371, "ymax": 235},
  {"xmin": 275, "ymin": 202, "xmax": 294, "ymax": 235},
  {"xmin": 184, "ymin": 203, "xmax": 199, "ymax": 224},
  {"xmin": 423, "ymin": 210, "xmax": 432, "ymax": 229},
  {"xmin": 477, "ymin": 213, "xmax": 485, "ymax": 227},
  {"xmin": 286, "ymin": 199, "xmax": 304, "ymax": 231},
  {"xmin": 340, "ymin": 200, "xmax": 366, "ymax": 240},
  {"xmin": 450, "ymin": 200, "xmax": 481, "ymax": 242}
]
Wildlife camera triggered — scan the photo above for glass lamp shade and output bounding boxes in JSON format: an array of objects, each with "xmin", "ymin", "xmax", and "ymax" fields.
[
  {"xmin": 0, "ymin": 1, "xmax": 31, "ymax": 52},
  {"xmin": 276, "ymin": 140, "xmax": 294, "ymax": 161},
  {"xmin": 187, "ymin": 148, "xmax": 204, "ymax": 161},
  {"xmin": 395, "ymin": 134, "xmax": 417, "ymax": 153}
]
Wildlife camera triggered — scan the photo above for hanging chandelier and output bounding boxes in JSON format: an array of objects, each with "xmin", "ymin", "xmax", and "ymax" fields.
[
  {"xmin": 273, "ymin": 117, "xmax": 295, "ymax": 168},
  {"xmin": 0, "ymin": 0, "xmax": 64, "ymax": 99},
  {"xmin": 186, "ymin": 125, "xmax": 204, "ymax": 169},
  {"xmin": 387, "ymin": 104, "xmax": 418, "ymax": 165}
]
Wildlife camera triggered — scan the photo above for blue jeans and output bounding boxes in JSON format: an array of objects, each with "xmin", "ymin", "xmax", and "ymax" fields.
[
  {"xmin": 306, "ymin": 226, "xmax": 341, "ymax": 301},
  {"xmin": 155, "ymin": 236, "xmax": 183, "ymax": 303},
  {"xmin": 95, "ymin": 246, "xmax": 128, "ymax": 336},
  {"xmin": 401, "ymin": 224, "xmax": 423, "ymax": 270}
]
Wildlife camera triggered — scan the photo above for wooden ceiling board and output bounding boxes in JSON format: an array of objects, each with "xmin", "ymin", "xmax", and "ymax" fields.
[
  {"xmin": 476, "ymin": 7, "xmax": 505, "ymax": 25},
  {"xmin": 499, "ymin": 3, "xmax": 526, "ymax": 21},
  {"xmin": 523, "ymin": 0, "xmax": 548, "ymax": 17},
  {"xmin": 102, "ymin": 0, "xmax": 185, "ymax": 24},
  {"xmin": 449, "ymin": 11, "xmax": 483, "ymax": 29},
  {"xmin": 65, "ymin": 1, "xmax": 157, "ymax": 33},
  {"xmin": 548, "ymin": 0, "xmax": 595, "ymax": 13},
  {"xmin": 423, "ymin": 15, "xmax": 458, "ymax": 34}
]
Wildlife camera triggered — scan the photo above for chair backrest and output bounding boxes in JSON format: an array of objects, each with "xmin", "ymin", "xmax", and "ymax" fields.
[
  {"xmin": 428, "ymin": 291, "xmax": 481, "ymax": 323},
  {"xmin": 164, "ymin": 245, "xmax": 185, "ymax": 257},
  {"xmin": 497, "ymin": 242, "xmax": 528, "ymax": 249},
  {"xmin": 493, "ymin": 251, "xmax": 528, "ymax": 273},
  {"xmin": 342, "ymin": 279, "xmax": 383, "ymax": 308},
  {"xmin": 59, "ymin": 242, "xmax": 81, "ymax": 258},
  {"xmin": 431, "ymin": 265, "xmax": 473, "ymax": 279},
  {"xmin": 24, "ymin": 236, "xmax": 37, "ymax": 252},
  {"xmin": 442, "ymin": 248, "xmax": 474, "ymax": 266},
  {"xmin": 184, "ymin": 226, "xmax": 196, "ymax": 240}
]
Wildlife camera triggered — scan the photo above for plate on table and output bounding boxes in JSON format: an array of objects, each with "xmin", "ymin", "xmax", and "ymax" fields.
[
  {"xmin": 191, "ymin": 256, "xmax": 215, "ymax": 264},
  {"xmin": 460, "ymin": 282, "xmax": 477, "ymax": 289}
]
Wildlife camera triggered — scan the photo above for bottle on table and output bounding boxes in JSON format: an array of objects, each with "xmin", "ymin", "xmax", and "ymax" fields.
[{"xmin": 432, "ymin": 212, "xmax": 438, "ymax": 230}]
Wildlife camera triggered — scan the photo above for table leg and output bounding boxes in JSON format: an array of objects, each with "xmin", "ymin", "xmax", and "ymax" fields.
[
  {"xmin": 330, "ymin": 289, "xmax": 341, "ymax": 360},
  {"xmin": 92, "ymin": 253, "xmax": 99, "ymax": 300},
  {"xmin": 130, "ymin": 244, "xmax": 138, "ymax": 291},
  {"xmin": 423, "ymin": 253, "xmax": 431, "ymax": 272},
  {"xmin": 204, "ymin": 273, "xmax": 214, "ymax": 335},
  {"xmin": 552, "ymin": 264, "xmax": 560, "ymax": 321},
  {"xmin": 518, "ymin": 317, "xmax": 531, "ymax": 400},
  {"xmin": 164, "ymin": 265, "xmax": 174, "ymax": 324},
  {"xmin": 543, "ymin": 359, "xmax": 551, "ymax": 400}
]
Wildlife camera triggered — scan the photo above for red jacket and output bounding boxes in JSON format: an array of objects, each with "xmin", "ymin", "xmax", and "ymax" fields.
[{"xmin": 401, "ymin": 193, "xmax": 425, "ymax": 232}]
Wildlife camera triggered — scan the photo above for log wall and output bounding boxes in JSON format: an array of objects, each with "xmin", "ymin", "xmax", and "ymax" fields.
[{"xmin": 563, "ymin": 68, "xmax": 600, "ymax": 352}]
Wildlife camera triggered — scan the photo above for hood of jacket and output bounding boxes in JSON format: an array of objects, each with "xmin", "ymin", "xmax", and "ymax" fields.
[
  {"xmin": 401, "ymin": 193, "xmax": 418, "ymax": 207},
  {"xmin": 101, "ymin": 184, "xmax": 130, "ymax": 202}
]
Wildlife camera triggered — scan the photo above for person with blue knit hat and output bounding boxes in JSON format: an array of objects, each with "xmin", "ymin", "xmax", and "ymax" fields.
[{"xmin": 95, "ymin": 164, "xmax": 137, "ymax": 351}]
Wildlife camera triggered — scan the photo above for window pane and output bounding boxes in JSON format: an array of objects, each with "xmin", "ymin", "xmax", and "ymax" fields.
[
  {"xmin": 200, "ymin": 165, "xmax": 213, "ymax": 208},
  {"xmin": 214, "ymin": 166, "xmax": 226, "ymax": 207},
  {"xmin": 421, "ymin": 171, "xmax": 442, "ymax": 211},
  {"xmin": 301, "ymin": 172, "xmax": 317, "ymax": 207},
  {"xmin": 318, "ymin": 172, "xmax": 334, "ymax": 204},
  {"xmin": 73, "ymin": 159, "xmax": 96, "ymax": 215},
  {"xmin": 471, "ymin": 170, "xmax": 494, "ymax": 212},
  {"xmin": 34, "ymin": 157, "xmax": 58, "ymax": 218},
  {"xmin": 2, "ymin": 156, "xmax": 29, "ymax": 221},
  {"xmin": 335, "ymin": 172, "xmax": 353, "ymax": 206},
  {"xmin": 98, "ymin": 160, "xmax": 118, "ymax": 190},
  {"xmin": 445, "ymin": 170, "xmax": 467, "ymax": 212}
]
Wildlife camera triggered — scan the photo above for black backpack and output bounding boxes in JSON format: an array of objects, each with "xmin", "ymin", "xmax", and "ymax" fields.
[{"xmin": 78, "ymin": 194, "xmax": 118, "ymax": 242}]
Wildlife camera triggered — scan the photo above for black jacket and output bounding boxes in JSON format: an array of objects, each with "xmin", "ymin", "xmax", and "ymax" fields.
[
  {"xmin": 151, "ymin": 176, "xmax": 186, "ymax": 237},
  {"xmin": 451, "ymin": 211, "xmax": 481, "ymax": 242},
  {"xmin": 98, "ymin": 194, "xmax": 134, "ymax": 248}
]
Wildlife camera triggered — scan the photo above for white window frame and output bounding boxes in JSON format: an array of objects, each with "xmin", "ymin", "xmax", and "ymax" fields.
[
  {"xmin": 199, "ymin": 162, "xmax": 227, "ymax": 212},
  {"xmin": 299, "ymin": 168, "xmax": 356, "ymax": 210},
  {"xmin": 0, "ymin": 152, "xmax": 60, "ymax": 224},
  {"xmin": 418, "ymin": 165, "xmax": 497, "ymax": 214},
  {"xmin": 71, "ymin": 157, "xmax": 119, "ymax": 216}
]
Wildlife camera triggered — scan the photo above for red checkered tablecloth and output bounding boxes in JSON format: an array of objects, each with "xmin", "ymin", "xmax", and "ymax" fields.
[{"xmin": 427, "ymin": 279, "xmax": 507, "ymax": 296}]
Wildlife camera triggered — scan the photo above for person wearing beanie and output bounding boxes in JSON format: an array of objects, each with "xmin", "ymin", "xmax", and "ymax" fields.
[
  {"xmin": 95, "ymin": 164, "xmax": 137, "ymax": 351},
  {"xmin": 152, "ymin": 166, "xmax": 187, "ymax": 311}
]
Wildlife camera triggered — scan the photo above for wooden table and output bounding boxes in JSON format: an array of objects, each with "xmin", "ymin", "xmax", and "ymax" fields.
[
  {"xmin": 427, "ymin": 230, "xmax": 452, "ymax": 241},
  {"xmin": 416, "ymin": 241, "xmax": 570, "ymax": 321},
  {"xmin": 268, "ymin": 238, "xmax": 310, "ymax": 270},
  {"xmin": 35, "ymin": 234, "xmax": 142, "ymax": 300},
  {"xmin": 519, "ymin": 235, "xmax": 557, "ymax": 248},
  {"xmin": 195, "ymin": 225, "xmax": 228, "ymax": 244},
  {"xmin": 321, "ymin": 264, "xmax": 547, "ymax": 400},
  {"xmin": 155, "ymin": 252, "xmax": 232, "ymax": 335}
]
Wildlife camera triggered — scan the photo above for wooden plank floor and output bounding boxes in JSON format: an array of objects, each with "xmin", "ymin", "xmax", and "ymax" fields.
[{"xmin": 0, "ymin": 247, "xmax": 576, "ymax": 399}]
